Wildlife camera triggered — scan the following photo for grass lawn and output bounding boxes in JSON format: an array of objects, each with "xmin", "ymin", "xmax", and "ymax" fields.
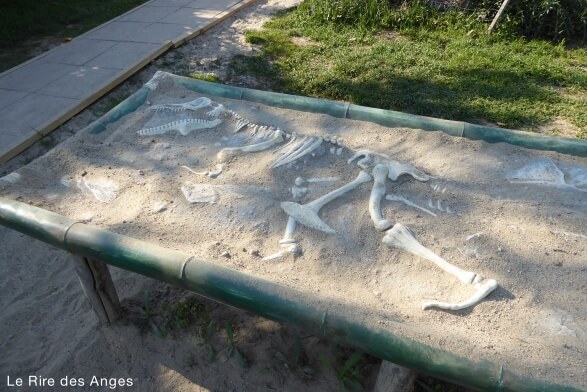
[
  {"xmin": 0, "ymin": 0, "xmax": 148, "ymax": 73},
  {"xmin": 234, "ymin": 5, "xmax": 587, "ymax": 139}
]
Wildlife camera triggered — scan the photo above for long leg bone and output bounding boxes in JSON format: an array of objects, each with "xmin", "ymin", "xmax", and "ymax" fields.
[
  {"xmin": 383, "ymin": 223, "xmax": 476, "ymax": 284},
  {"xmin": 382, "ymin": 223, "xmax": 497, "ymax": 310},
  {"xmin": 370, "ymin": 164, "xmax": 393, "ymax": 231},
  {"xmin": 281, "ymin": 171, "xmax": 372, "ymax": 234},
  {"xmin": 280, "ymin": 217, "xmax": 297, "ymax": 244}
]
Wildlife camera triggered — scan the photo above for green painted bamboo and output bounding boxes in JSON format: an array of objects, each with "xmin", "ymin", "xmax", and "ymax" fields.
[{"xmin": 0, "ymin": 197, "xmax": 583, "ymax": 392}]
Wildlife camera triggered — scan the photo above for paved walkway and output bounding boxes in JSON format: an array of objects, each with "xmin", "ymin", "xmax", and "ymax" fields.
[{"xmin": 0, "ymin": 0, "xmax": 255, "ymax": 164}]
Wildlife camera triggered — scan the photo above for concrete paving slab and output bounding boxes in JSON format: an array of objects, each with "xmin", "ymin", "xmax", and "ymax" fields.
[
  {"xmin": 160, "ymin": 8, "xmax": 219, "ymax": 28},
  {"xmin": 0, "ymin": 131, "xmax": 25, "ymax": 161},
  {"xmin": 187, "ymin": 0, "xmax": 241, "ymax": 10},
  {"xmin": 88, "ymin": 21, "xmax": 152, "ymax": 42},
  {"xmin": 140, "ymin": 22, "xmax": 195, "ymax": 43},
  {"xmin": 40, "ymin": 39, "xmax": 117, "ymax": 66},
  {"xmin": 0, "ymin": 94, "xmax": 78, "ymax": 136},
  {"xmin": 149, "ymin": 0, "xmax": 192, "ymax": 6},
  {"xmin": 0, "ymin": 89, "xmax": 28, "ymax": 110},
  {"xmin": 89, "ymin": 21, "xmax": 187, "ymax": 44},
  {"xmin": 119, "ymin": 5, "xmax": 179, "ymax": 22},
  {"xmin": 86, "ymin": 42, "xmax": 163, "ymax": 70},
  {"xmin": 39, "ymin": 67, "xmax": 124, "ymax": 99},
  {"xmin": 0, "ymin": 62, "xmax": 78, "ymax": 93}
]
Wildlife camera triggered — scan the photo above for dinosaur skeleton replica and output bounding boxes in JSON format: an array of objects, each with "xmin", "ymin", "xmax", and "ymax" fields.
[{"xmin": 137, "ymin": 97, "xmax": 498, "ymax": 311}]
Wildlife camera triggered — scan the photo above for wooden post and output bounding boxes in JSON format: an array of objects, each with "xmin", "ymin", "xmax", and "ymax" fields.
[
  {"xmin": 73, "ymin": 256, "xmax": 120, "ymax": 324},
  {"xmin": 373, "ymin": 361, "xmax": 417, "ymax": 392},
  {"xmin": 487, "ymin": 0, "xmax": 512, "ymax": 34}
]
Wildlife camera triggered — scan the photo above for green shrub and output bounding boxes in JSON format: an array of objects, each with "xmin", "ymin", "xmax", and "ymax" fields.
[
  {"xmin": 473, "ymin": 0, "xmax": 587, "ymax": 42},
  {"xmin": 300, "ymin": 0, "xmax": 587, "ymax": 42}
]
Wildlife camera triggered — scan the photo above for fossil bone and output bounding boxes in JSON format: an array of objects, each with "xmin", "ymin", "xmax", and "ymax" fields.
[
  {"xmin": 307, "ymin": 177, "xmax": 340, "ymax": 183},
  {"xmin": 385, "ymin": 195, "xmax": 437, "ymax": 217},
  {"xmin": 272, "ymin": 136, "xmax": 314, "ymax": 167},
  {"xmin": 348, "ymin": 150, "xmax": 389, "ymax": 169},
  {"xmin": 370, "ymin": 164, "xmax": 393, "ymax": 231},
  {"xmin": 280, "ymin": 216, "xmax": 298, "ymax": 244},
  {"xmin": 217, "ymin": 130, "xmax": 285, "ymax": 162},
  {"xmin": 181, "ymin": 183, "xmax": 218, "ymax": 204},
  {"xmin": 206, "ymin": 104, "xmax": 225, "ymax": 117},
  {"xmin": 386, "ymin": 161, "xmax": 429, "ymax": 182},
  {"xmin": 291, "ymin": 184, "xmax": 309, "ymax": 202},
  {"xmin": 137, "ymin": 118, "xmax": 222, "ymax": 136},
  {"xmin": 181, "ymin": 165, "xmax": 209, "ymax": 176},
  {"xmin": 262, "ymin": 243, "xmax": 301, "ymax": 261},
  {"xmin": 383, "ymin": 223, "xmax": 497, "ymax": 310},
  {"xmin": 422, "ymin": 276, "xmax": 498, "ymax": 311},
  {"xmin": 348, "ymin": 150, "xmax": 429, "ymax": 182},
  {"xmin": 235, "ymin": 119, "xmax": 249, "ymax": 133},
  {"xmin": 272, "ymin": 137, "xmax": 323, "ymax": 168},
  {"xmin": 272, "ymin": 134, "xmax": 297, "ymax": 154},
  {"xmin": 281, "ymin": 171, "xmax": 372, "ymax": 234},
  {"xmin": 149, "ymin": 97, "xmax": 212, "ymax": 113},
  {"xmin": 383, "ymin": 223, "xmax": 476, "ymax": 284}
]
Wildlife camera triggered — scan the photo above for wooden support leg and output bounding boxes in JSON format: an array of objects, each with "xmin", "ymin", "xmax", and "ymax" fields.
[
  {"xmin": 73, "ymin": 256, "xmax": 120, "ymax": 325},
  {"xmin": 373, "ymin": 361, "xmax": 417, "ymax": 392}
]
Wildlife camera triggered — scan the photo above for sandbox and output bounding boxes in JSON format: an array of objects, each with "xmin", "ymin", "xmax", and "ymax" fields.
[{"xmin": 1, "ymin": 71, "xmax": 585, "ymax": 390}]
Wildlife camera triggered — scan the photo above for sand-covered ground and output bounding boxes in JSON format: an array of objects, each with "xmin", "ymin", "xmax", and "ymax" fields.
[
  {"xmin": 1, "ymin": 1, "xmax": 586, "ymax": 391},
  {"xmin": 1, "ymin": 69, "xmax": 586, "ymax": 391}
]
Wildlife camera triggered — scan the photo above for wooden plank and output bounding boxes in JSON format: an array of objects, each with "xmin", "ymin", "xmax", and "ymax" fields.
[
  {"xmin": 373, "ymin": 361, "xmax": 417, "ymax": 392},
  {"xmin": 73, "ymin": 256, "xmax": 120, "ymax": 324},
  {"xmin": 487, "ymin": 0, "xmax": 512, "ymax": 34}
]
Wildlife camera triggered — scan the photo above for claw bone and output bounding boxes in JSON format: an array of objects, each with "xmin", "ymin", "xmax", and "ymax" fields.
[
  {"xmin": 281, "ymin": 171, "xmax": 372, "ymax": 234},
  {"xmin": 370, "ymin": 164, "xmax": 393, "ymax": 231}
]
